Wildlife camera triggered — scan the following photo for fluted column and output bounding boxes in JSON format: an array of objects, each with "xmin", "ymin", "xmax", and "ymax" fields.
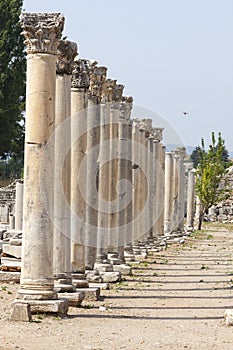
[
  {"xmin": 175, "ymin": 147, "xmax": 186, "ymax": 231},
  {"xmin": 107, "ymin": 85, "xmax": 123, "ymax": 254},
  {"xmin": 117, "ymin": 96, "xmax": 133, "ymax": 261},
  {"xmin": 53, "ymin": 40, "xmax": 77, "ymax": 291},
  {"xmin": 158, "ymin": 145, "xmax": 166, "ymax": 236},
  {"xmin": 96, "ymin": 79, "xmax": 116, "ymax": 261},
  {"xmin": 132, "ymin": 122, "xmax": 140, "ymax": 243},
  {"xmin": 70, "ymin": 59, "xmax": 90, "ymax": 288},
  {"xmin": 171, "ymin": 152, "xmax": 179, "ymax": 231},
  {"xmin": 18, "ymin": 13, "xmax": 65, "ymax": 300},
  {"xmin": 15, "ymin": 181, "xmax": 24, "ymax": 231},
  {"xmin": 151, "ymin": 128, "xmax": 164, "ymax": 238},
  {"xmin": 186, "ymin": 169, "xmax": 196, "ymax": 230},
  {"xmin": 85, "ymin": 66, "xmax": 107, "ymax": 269},
  {"xmin": 164, "ymin": 152, "xmax": 174, "ymax": 235},
  {"xmin": 148, "ymin": 135, "xmax": 154, "ymax": 239}
]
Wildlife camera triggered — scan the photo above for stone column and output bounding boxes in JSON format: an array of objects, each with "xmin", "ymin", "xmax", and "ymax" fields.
[
  {"xmin": 138, "ymin": 119, "xmax": 152, "ymax": 241},
  {"xmin": 164, "ymin": 152, "xmax": 174, "ymax": 235},
  {"xmin": 85, "ymin": 66, "xmax": 107, "ymax": 269},
  {"xmin": 158, "ymin": 145, "xmax": 166, "ymax": 236},
  {"xmin": 175, "ymin": 147, "xmax": 186, "ymax": 231},
  {"xmin": 171, "ymin": 152, "xmax": 179, "ymax": 231},
  {"xmin": 124, "ymin": 119, "xmax": 133, "ymax": 253},
  {"xmin": 53, "ymin": 40, "xmax": 77, "ymax": 292},
  {"xmin": 107, "ymin": 85, "xmax": 123, "ymax": 256},
  {"xmin": 186, "ymin": 169, "xmax": 195, "ymax": 230},
  {"xmin": 148, "ymin": 134, "xmax": 154, "ymax": 239},
  {"xmin": 96, "ymin": 79, "xmax": 116, "ymax": 262},
  {"xmin": 70, "ymin": 59, "xmax": 90, "ymax": 286},
  {"xmin": 15, "ymin": 13, "xmax": 67, "ymax": 314},
  {"xmin": 151, "ymin": 128, "xmax": 164, "ymax": 238},
  {"xmin": 117, "ymin": 96, "xmax": 133, "ymax": 261},
  {"xmin": 15, "ymin": 181, "xmax": 24, "ymax": 231},
  {"xmin": 194, "ymin": 195, "xmax": 203, "ymax": 230},
  {"xmin": 132, "ymin": 121, "xmax": 140, "ymax": 243}
]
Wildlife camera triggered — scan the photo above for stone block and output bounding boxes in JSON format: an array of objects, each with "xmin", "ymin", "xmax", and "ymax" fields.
[
  {"xmin": 86, "ymin": 271, "xmax": 103, "ymax": 283},
  {"xmin": 94, "ymin": 262, "xmax": 113, "ymax": 272},
  {"xmin": 113, "ymin": 264, "xmax": 132, "ymax": 275},
  {"xmin": 9, "ymin": 238, "xmax": 22, "ymax": 246},
  {"xmin": 88, "ymin": 282, "xmax": 110, "ymax": 290},
  {"xmin": 19, "ymin": 299, "xmax": 69, "ymax": 316},
  {"xmin": 76, "ymin": 287, "xmax": 100, "ymax": 301},
  {"xmin": 2, "ymin": 244, "xmax": 22, "ymax": 258},
  {"xmin": 99, "ymin": 271, "xmax": 122, "ymax": 283},
  {"xmin": 224, "ymin": 309, "xmax": 233, "ymax": 326},
  {"xmin": 0, "ymin": 271, "xmax": 20, "ymax": 283},
  {"xmin": 57, "ymin": 291, "xmax": 85, "ymax": 307},
  {"xmin": 10, "ymin": 302, "xmax": 31, "ymax": 322}
]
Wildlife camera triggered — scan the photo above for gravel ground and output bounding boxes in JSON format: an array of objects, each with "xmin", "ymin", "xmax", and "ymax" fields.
[{"xmin": 0, "ymin": 225, "xmax": 233, "ymax": 349}]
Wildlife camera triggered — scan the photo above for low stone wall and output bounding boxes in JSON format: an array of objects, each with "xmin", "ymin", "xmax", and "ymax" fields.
[
  {"xmin": 207, "ymin": 166, "xmax": 233, "ymax": 222},
  {"xmin": 0, "ymin": 180, "xmax": 22, "ymax": 223}
]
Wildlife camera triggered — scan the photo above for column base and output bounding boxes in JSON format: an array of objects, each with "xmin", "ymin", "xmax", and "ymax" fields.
[
  {"xmin": 54, "ymin": 277, "xmax": 76, "ymax": 293},
  {"xmin": 11, "ymin": 298, "xmax": 69, "ymax": 321},
  {"xmin": 57, "ymin": 291, "xmax": 85, "ymax": 306},
  {"xmin": 72, "ymin": 273, "xmax": 89, "ymax": 288},
  {"xmin": 17, "ymin": 288, "xmax": 57, "ymax": 301},
  {"xmin": 75, "ymin": 287, "xmax": 100, "ymax": 301}
]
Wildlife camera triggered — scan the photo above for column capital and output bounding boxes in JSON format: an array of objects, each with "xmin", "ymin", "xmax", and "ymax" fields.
[
  {"xmin": 152, "ymin": 127, "xmax": 164, "ymax": 143},
  {"xmin": 56, "ymin": 40, "xmax": 78, "ymax": 75},
  {"xmin": 174, "ymin": 147, "xmax": 186, "ymax": 159},
  {"xmin": 71, "ymin": 59, "xmax": 93, "ymax": 89},
  {"xmin": 20, "ymin": 13, "xmax": 65, "ymax": 55},
  {"xmin": 133, "ymin": 118, "xmax": 152, "ymax": 137},
  {"xmin": 101, "ymin": 79, "xmax": 117, "ymax": 103},
  {"xmin": 120, "ymin": 96, "xmax": 133, "ymax": 121},
  {"xmin": 88, "ymin": 66, "xmax": 107, "ymax": 100}
]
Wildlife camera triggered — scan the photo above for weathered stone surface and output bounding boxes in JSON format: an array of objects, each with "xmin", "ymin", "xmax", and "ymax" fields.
[
  {"xmin": 86, "ymin": 271, "xmax": 103, "ymax": 283},
  {"xmin": 57, "ymin": 291, "xmax": 85, "ymax": 307},
  {"xmin": 88, "ymin": 282, "xmax": 110, "ymax": 290},
  {"xmin": 94, "ymin": 263, "xmax": 113, "ymax": 272},
  {"xmin": 2, "ymin": 244, "xmax": 22, "ymax": 258},
  {"xmin": 28, "ymin": 299, "xmax": 68, "ymax": 316},
  {"xmin": 99, "ymin": 271, "xmax": 122, "ymax": 283},
  {"xmin": 0, "ymin": 271, "xmax": 20, "ymax": 283},
  {"xmin": 113, "ymin": 264, "xmax": 132, "ymax": 276},
  {"xmin": 224, "ymin": 309, "xmax": 233, "ymax": 326},
  {"xmin": 76, "ymin": 287, "xmax": 100, "ymax": 301},
  {"xmin": 10, "ymin": 302, "xmax": 31, "ymax": 322}
]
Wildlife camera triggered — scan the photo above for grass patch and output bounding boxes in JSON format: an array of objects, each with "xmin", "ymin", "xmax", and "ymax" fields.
[{"xmin": 201, "ymin": 264, "xmax": 209, "ymax": 270}]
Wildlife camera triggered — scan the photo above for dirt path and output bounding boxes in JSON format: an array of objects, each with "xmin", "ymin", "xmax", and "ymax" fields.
[{"xmin": 0, "ymin": 227, "xmax": 233, "ymax": 349}]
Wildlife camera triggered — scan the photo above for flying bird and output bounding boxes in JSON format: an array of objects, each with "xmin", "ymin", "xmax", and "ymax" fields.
[{"xmin": 183, "ymin": 112, "xmax": 188, "ymax": 116}]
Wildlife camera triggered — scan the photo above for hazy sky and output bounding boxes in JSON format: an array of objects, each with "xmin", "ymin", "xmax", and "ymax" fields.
[{"xmin": 23, "ymin": 0, "xmax": 233, "ymax": 151}]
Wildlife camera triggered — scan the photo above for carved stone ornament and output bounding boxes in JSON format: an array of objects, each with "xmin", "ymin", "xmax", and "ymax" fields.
[
  {"xmin": 56, "ymin": 40, "xmax": 78, "ymax": 75},
  {"xmin": 20, "ymin": 13, "xmax": 65, "ymax": 55},
  {"xmin": 101, "ymin": 79, "xmax": 116, "ymax": 103},
  {"xmin": 112, "ymin": 84, "xmax": 124, "ymax": 102},
  {"xmin": 174, "ymin": 147, "xmax": 186, "ymax": 159},
  {"xmin": 71, "ymin": 59, "xmax": 94, "ymax": 89},
  {"xmin": 120, "ymin": 96, "xmax": 133, "ymax": 121},
  {"xmin": 89, "ymin": 66, "xmax": 107, "ymax": 99},
  {"xmin": 152, "ymin": 127, "xmax": 164, "ymax": 142},
  {"xmin": 133, "ymin": 118, "xmax": 152, "ymax": 134}
]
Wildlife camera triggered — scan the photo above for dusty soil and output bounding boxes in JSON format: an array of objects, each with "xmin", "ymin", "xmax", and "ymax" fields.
[{"xmin": 0, "ymin": 225, "xmax": 233, "ymax": 350}]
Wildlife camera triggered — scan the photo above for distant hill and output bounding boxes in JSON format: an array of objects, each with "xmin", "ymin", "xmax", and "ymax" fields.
[
  {"xmin": 166, "ymin": 144, "xmax": 195, "ymax": 154},
  {"xmin": 166, "ymin": 144, "xmax": 233, "ymax": 157}
]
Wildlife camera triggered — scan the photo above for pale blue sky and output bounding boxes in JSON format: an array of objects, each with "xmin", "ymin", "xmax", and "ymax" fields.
[{"xmin": 23, "ymin": 0, "xmax": 233, "ymax": 151}]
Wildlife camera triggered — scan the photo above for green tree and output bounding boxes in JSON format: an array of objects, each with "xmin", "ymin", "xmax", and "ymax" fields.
[
  {"xmin": 191, "ymin": 142, "xmax": 230, "ymax": 168},
  {"xmin": 195, "ymin": 132, "xmax": 231, "ymax": 230},
  {"xmin": 0, "ymin": 0, "xmax": 26, "ymax": 174},
  {"xmin": 190, "ymin": 146, "xmax": 202, "ymax": 168}
]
